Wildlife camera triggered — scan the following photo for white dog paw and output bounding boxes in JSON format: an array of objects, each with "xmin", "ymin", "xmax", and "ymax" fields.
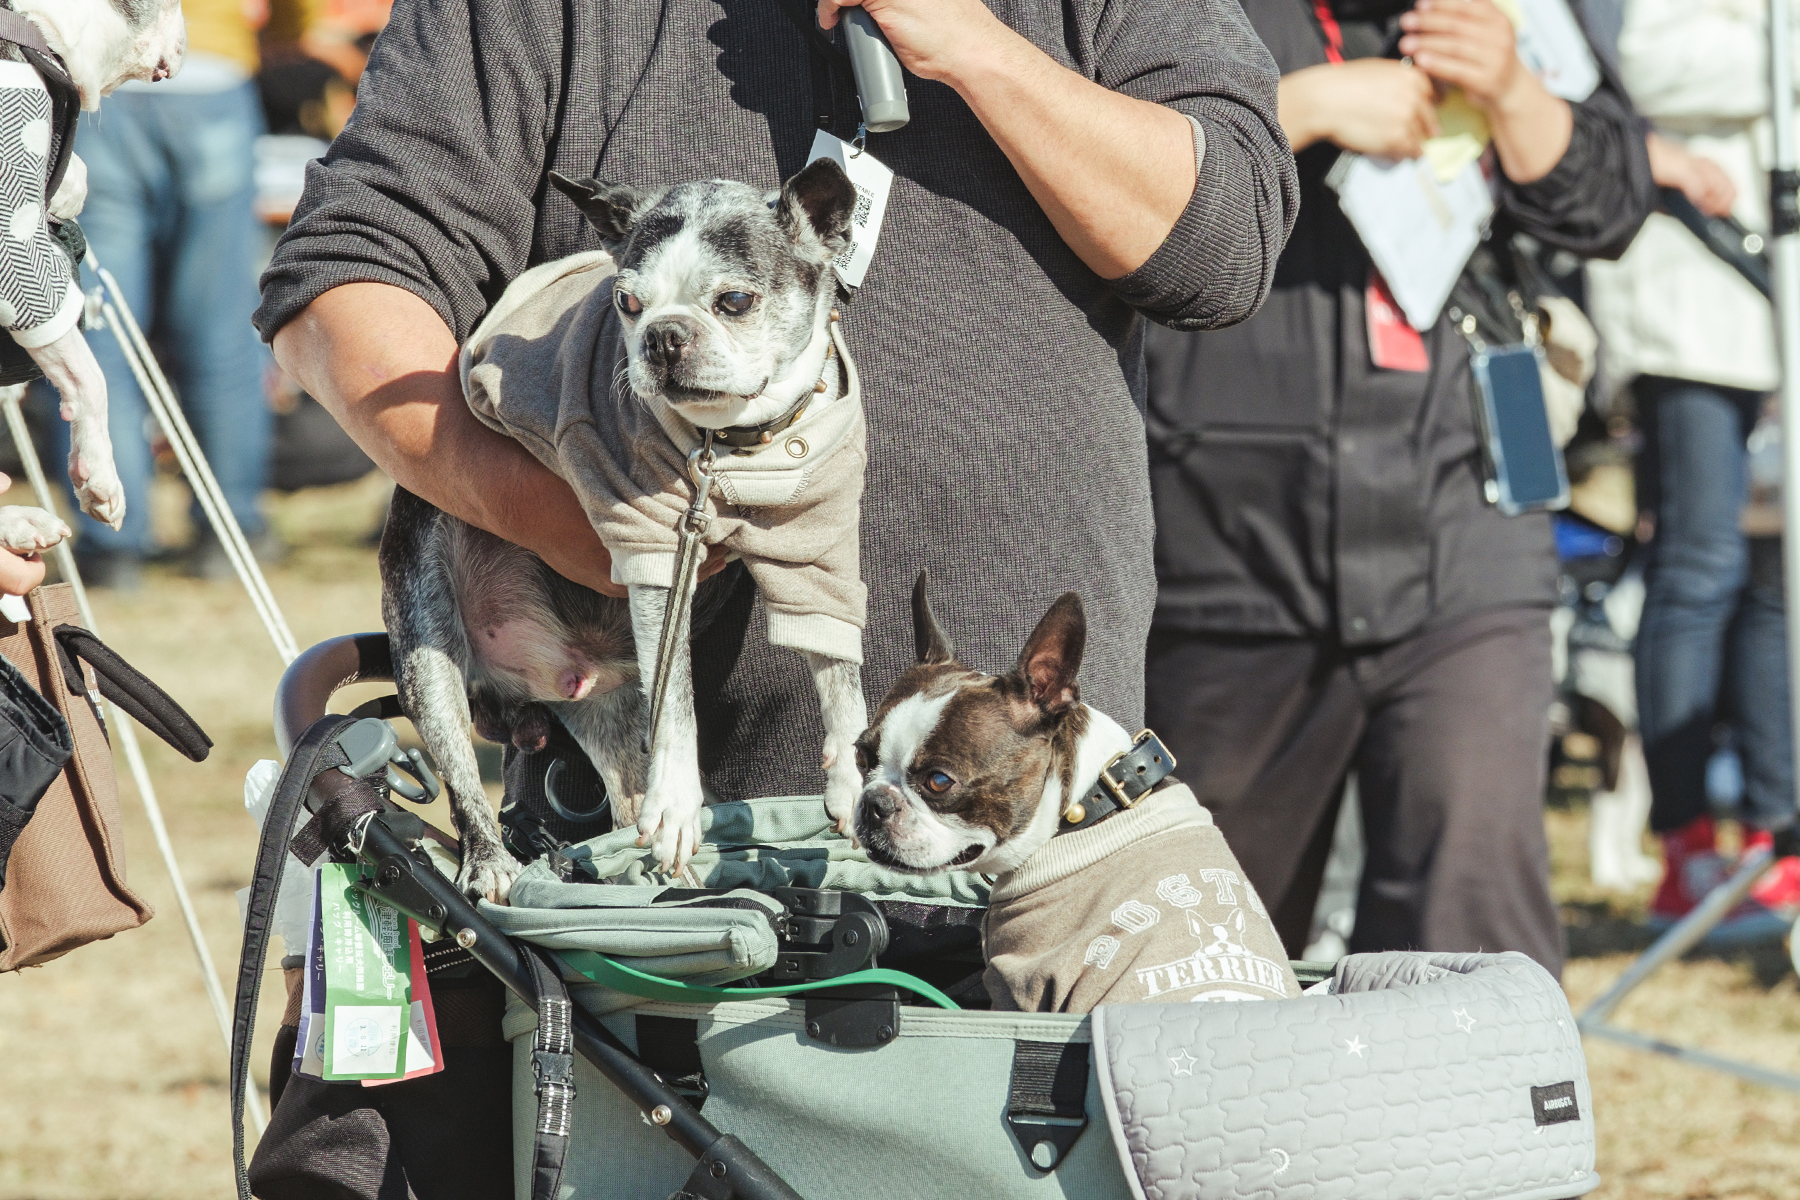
[
  {"xmin": 457, "ymin": 842, "xmax": 523, "ymax": 905},
  {"xmin": 636, "ymin": 787, "xmax": 705, "ymax": 875},
  {"xmin": 70, "ymin": 455, "xmax": 125, "ymax": 532},
  {"xmin": 0, "ymin": 505, "xmax": 70, "ymax": 554},
  {"xmin": 822, "ymin": 759, "xmax": 860, "ymax": 847}
]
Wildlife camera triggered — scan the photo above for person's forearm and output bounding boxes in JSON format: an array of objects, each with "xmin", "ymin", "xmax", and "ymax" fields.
[
  {"xmin": 1481, "ymin": 74, "xmax": 1571, "ymax": 185},
  {"xmin": 937, "ymin": 26, "xmax": 1197, "ymax": 279},
  {"xmin": 271, "ymin": 282, "xmax": 621, "ymax": 595}
]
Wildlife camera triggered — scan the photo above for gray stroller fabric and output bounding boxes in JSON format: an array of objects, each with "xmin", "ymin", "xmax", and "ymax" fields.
[{"xmin": 1092, "ymin": 951, "xmax": 1598, "ymax": 1200}]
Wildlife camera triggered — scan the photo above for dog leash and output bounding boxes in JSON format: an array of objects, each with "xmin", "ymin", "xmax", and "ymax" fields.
[{"xmin": 643, "ymin": 433, "xmax": 718, "ymax": 754}]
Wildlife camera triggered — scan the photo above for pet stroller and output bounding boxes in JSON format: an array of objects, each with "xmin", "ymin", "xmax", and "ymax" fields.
[{"xmin": 234, "ymin": 633, "xmax": 1601, "ymax": 1200}]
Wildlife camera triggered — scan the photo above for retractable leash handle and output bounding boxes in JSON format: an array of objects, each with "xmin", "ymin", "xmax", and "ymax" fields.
[{"xmin": 840, "ymin": 8, "xmax": 908, "ymax": 133}]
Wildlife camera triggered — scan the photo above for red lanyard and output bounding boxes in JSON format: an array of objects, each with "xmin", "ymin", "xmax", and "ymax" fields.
[{"xmin": 1311, "ymin": 0, "xmax": 1346, "ymax": 63}]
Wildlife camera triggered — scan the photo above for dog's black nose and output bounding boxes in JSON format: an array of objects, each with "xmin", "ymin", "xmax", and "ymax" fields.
[
  {"xmin": 643, "ymin": 320, "xmax": 693, "ymax": 370},
  {"xmin": 863, "ymin": 786, "xmax": 900, "ymax": 823}
]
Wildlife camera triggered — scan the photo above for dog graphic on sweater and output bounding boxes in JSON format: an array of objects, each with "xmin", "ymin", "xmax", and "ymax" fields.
[
  {"xmin": 853, "ymin": 573, "xmax": 1299, "ymax": 1013},
  {"xmin": 382, "ymin": 159, "xmax": 868, "ymax": 901},
  {"xmin": 0, "ymin": 0, "xmax": 185, "ymax": 557}
]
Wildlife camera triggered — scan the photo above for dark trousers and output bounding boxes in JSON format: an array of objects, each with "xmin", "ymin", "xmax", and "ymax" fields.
[
  {"xmin": 1145, "ymin": 605, "xmax": 1562, "ymax": 976},
  {"xmin": 1632, "ymin": 376, "xmax": 1793, "ymax": 834}
]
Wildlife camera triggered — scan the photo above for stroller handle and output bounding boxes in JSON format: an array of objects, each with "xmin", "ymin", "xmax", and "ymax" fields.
[{"xmin": 273, "ymin": 632, "xmax": 393, "ymax": 758}]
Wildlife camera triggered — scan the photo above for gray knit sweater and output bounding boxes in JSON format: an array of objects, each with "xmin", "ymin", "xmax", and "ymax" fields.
[{"xmin": 255, "ymin": 0, "xmax": 1297, "ymax": 800}]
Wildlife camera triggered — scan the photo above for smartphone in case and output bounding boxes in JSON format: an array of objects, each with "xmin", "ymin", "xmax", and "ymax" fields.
[{"xmin": 1470, "ymin": 342, "xmax": 1569, "ymax": 516}]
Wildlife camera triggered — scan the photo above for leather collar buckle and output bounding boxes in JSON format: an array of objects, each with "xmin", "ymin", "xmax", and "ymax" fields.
[{"xmin": 1059, "ymin": 728, "xmax": 1178, "ymax": 834}]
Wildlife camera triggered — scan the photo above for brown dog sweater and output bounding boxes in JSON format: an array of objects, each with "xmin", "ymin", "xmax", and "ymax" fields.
[
  {"xmin": 983, "ymin": 781, "xmax": 1300, "ymax": 1013},
  {"xmin": 461, "ymin": 251, "xmax": 868, "ymax": 662}
]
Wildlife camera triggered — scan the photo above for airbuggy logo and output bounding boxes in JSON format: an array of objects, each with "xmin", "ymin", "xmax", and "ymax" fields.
[
  {"xmin": 1530, "ymin": 1081, "xmax": 1581, "ymax": 1126},
  {"xmin": 1117, "ymin": 871, "xmax": 1291, "ymax": 1001}
]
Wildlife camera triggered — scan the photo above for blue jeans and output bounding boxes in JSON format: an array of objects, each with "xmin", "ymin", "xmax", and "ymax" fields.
[
  {"xmin": 41, "ymin": 81, "xmax": 270, "ymax": 555},
  {"xmin": 1634, "ymin": 376, "xmax": 1794, "ymax": 833}
]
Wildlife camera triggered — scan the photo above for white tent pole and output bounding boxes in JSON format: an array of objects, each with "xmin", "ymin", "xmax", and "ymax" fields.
[
  {"xmin": 0, "ymin": 392, "xmax": 268, "ymax": 1136},
  {"xmin": 1772, "ymin": 0, "xmax": 1800, "ymax": 845},
  {"xmin": 87, "ymin": 255, "xmax": 299, "ymax": 665}
]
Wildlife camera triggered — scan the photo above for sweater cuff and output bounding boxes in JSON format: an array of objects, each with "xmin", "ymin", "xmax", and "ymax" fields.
[
  {"xmin": 610, "ymin": 548, "xmax": 679, "ymax": 589},
  {"xmin": 766, "ymin": 610, "xmax": 864, "ymax": 664},
  {"xmin": 10, "ymin": 284, "xmax": 83, "ymax": 350}
]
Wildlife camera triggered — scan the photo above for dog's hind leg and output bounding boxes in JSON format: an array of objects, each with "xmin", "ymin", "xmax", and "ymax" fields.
[
  {"xmin": 805, "ymin": 652, "xmax": 866, "ymax": 841},
  {"xmin": 381, "ymin": 497, "xmax": 522, "ymax": 902},
  {"xmin": 627, "ymin": 584, "xmax": 705, "ymax": 873}
]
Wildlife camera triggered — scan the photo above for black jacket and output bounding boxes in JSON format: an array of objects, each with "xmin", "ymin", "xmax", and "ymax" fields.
[{"xmin": 1145, "ymin": 0, "xmax": 1654, "ymax": 646}]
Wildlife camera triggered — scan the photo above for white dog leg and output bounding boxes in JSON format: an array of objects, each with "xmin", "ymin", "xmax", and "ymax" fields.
[
  {"xmin": 0, "ymin": 504, "xmax": 69, "ymax": 555},
  {"xmin": 805, "ymin": 651, "xmax": 866, "ymax": 842},
  {"xmin": 628, "ymin": 583, "xmax": 706, "ymax": 873},
  {"xmin": 27, "ymin": 328, "xmax": 124, "ymax": 530}
]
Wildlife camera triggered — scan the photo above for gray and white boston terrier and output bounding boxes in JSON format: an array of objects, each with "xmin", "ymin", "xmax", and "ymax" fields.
[
  {"xmin": 382, "ymin": 159, "xmax": 870, "ymax": 902},
  {"xmin": 0, "ymin": 0, "xmax": 187, "ymax": 558},
  {"xmin": 854, "ymin": 573, "xmax": 1299, "ymax": 1013}
]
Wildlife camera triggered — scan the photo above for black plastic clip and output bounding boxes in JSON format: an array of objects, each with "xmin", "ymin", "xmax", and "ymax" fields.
[{"xmin": 803, "ymin": 983, "xmax": 900, "ymax": 1049}]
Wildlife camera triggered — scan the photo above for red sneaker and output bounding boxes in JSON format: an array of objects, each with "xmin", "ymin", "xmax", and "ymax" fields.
[
  {"xmin": 1650, "ymin": 817, "xmax": 1723, "ymax": 922},
  {"xmin": 1745, "ymin": 829, "xmax": 1800, "ymax": 915}
]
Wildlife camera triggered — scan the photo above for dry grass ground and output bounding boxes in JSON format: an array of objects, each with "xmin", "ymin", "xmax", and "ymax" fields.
[{"xmin": 0, "ymin": 473, "xmax": 1793, "ymax": 1198}]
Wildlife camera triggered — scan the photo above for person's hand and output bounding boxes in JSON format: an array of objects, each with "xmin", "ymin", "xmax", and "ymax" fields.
[
  {"xmin": 1398, "ymin": 0, "xmax": 1526, "ymax": 115},
  {"xmin": 814, "ymin": 0, "xmax": 1004, "ymax": 84},
  {"xmin": 1647, "ymin": 133, "xmax": 1737, "ymax": 218},
  {"xmin": 0, "ymin": 549, "xmax": 45, "ymax": 597},
  {"xmin": 1279, "ymin": 60, "xmax": 1440, "ymax": 157}
]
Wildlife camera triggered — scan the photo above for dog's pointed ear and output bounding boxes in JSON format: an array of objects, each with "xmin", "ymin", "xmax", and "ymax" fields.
[
  {"xmin": 551, "ymin": 171, "xmax": 652, "ymax": 246},
  {"xmin": 775, "ymin": 158, "xmax": 857, "ymax": 262},
  {"xmin": 1014, "ymin": 593, "xmax": 1084, "ymax": 714},
  {"xmin": 912, "ymin": 570, "xmax": 955, "ymax": 665}
]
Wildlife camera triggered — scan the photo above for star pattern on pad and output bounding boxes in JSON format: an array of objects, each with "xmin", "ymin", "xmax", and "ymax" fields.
[
  {"xmin": 1343, "ymin": 1035, "xmax": 1368, "ymax": 1059},
  {"xmin": 1169, "ymin": 1049, "xmax": 1198, "ymax": 1077},
  {"xmin": 1453, "ymin": 1008, "xmax": 1477, "ymax": 1033}
]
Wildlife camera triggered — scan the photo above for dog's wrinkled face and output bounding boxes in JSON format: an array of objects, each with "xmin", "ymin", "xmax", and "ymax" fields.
[
  {"xmin": 550, "ymin": 160, "xmax": 856, "ymax": 431},
  {"xmin": 111, "ymin": 0, "xmax": 186, "ymax": 88},
  {"xmin": 853, "ymin": 574, "xmax": 1088, "ymax": 875}
]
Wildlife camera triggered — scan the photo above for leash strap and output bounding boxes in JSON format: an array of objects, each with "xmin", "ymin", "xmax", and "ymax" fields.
[
  {"xmin": 1056, "ymin": 729, "xmax": 1177, "ymax": 835},
  {"xmin": 559, "ymin": 949, "xmax": 961, "ymax": 1011},
  {"xmin": 525, "ymin": 946, "xmax": 576, "ymax": 1200},
  {"xmin": 231, "ymin": 714, "xmax": 358, "ymax": 1200},
  {"xmin": 643, "ymin": 435, "xmax": 717, "ymax": 755}
]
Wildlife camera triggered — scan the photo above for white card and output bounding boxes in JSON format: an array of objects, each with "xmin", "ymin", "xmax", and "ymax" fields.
[
  {"xmin": 330, "ymin": 1004, "xmax": 404, "ymax": 1076},
  {"xmin": 1513, "ymin": 0, "xmax": 1600, "ymax": 102},
  {"xmin": 806, "ymin": 129, "xmax": 894, "ymax": 290},
  {"xmin": 1330, "ymin": 153, "xmax": 1496, "ymax": 330}
]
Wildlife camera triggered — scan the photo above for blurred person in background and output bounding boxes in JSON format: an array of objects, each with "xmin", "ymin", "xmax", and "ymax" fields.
[
  {"xmin": 1585, "ymin": 0, "xmax": 1800, "ymax": 927},
  {"xmin": 1143, "ymin": 0, "xmax": 1654, "ymax": 976},
  {"xmin": 45, "ymin": 0, "xmax": 274, "ymax": 588}
]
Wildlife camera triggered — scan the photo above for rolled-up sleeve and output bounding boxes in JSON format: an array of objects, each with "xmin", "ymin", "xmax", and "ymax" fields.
[
  {"xmin": 254, "ymin": 0, "xmax": 564, "ymax": 343},
  {"xmin": 1499, "ymin": 77, "xmax": 1655, "ymax": 262},
  {"xmin": 1092, "ymin": 0, "xmax": 1300, "ymax": 331}
]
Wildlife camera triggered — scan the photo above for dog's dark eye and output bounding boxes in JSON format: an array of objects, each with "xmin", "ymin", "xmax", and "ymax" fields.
[
  {"xmin": 921, "ymin": 770, "xmax": 955, "ymax": 796},
  {"xmin": 854, "ymin": 740, "xmax": 874, "ymax": 773},
  {"xmin": 615, "ymin": 289, "xmax": 642, "ymax": 317},
  {"xmin": 715, "ymin": 291, "xmax": 755, "ymax": 316}
]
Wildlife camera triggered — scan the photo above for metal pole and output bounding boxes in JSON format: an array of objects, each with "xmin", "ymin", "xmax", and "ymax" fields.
[
  {"xmin": 0, "ymin": 392, "xmax": 268, "ymax": 1135},
  {"xmin": 88, "ymin": 257, "xmax": 299, "ymax": 665},
  {"xmin": 1772, "ymin": 0, "xmax": 1800, "ymax": 834}
]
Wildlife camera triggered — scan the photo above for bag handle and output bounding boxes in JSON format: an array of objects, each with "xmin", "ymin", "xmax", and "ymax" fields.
[
  {"xmin": 232, "ymin": 714, "xmax": 357, "ymax": 1200},
  {"xmin": 52, "ymin": 626, "xmax": 213, "ymax": 762},
  {"xmin": 559, "ymin": 948, "xmax": 961, "ymax": 1011}
]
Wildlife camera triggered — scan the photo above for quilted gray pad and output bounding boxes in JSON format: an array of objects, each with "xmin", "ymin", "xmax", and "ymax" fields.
[{"xmin": 1092, "ymin": 951, "xmax": 1598, "ymax": 1200}]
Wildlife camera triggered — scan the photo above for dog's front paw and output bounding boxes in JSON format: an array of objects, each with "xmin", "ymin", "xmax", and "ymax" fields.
[
  {"xmin": 0, "ymin": 506, "xmax": 70, "ymax": 554},
  {"xmin": 70, "ymin": 453, "xmax": 125, "ymax": 532},
  {"xmin": 636, "ymin": 786, "xmax": 704, "ymax": 875},
  {"xmin": 821, "ymin": 745, "xmax": 861, "ymax": 845},
  {"xmin": 456, "ymin": 840, "xmax": 523, "ymax": 905}
]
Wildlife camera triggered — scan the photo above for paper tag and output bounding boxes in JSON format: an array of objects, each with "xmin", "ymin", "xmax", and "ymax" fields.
[
  {"xmin": 319, "ymin": 862, "xmax": 411, "ymax": 1081},
  {"xmin": 1367, "ymin": 270, "xmax": 1429, "ymax": 371},
  {"xmin": 295, "ymin": 868, "xmax": 328, "ymax": 1079},
  {"xmin": 365, "ymin": 919, "xmax": 444, "ymax": 1086},
  {"xmin": 1512, "ymin": 0, "xmax": 1599, "ymax": 102},
  {"xmin": 806, "ymin": 129, "xmax": 894, "ymax": 290}
]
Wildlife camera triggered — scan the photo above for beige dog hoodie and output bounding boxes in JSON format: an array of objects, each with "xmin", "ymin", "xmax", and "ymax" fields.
[
  {"xmin": 461, "ymin": 251, "xmax": 868, "ymax": 663},
  {"xmin": 983, "ymin": 782, "xmax": 1300, "ymax": 1013}
]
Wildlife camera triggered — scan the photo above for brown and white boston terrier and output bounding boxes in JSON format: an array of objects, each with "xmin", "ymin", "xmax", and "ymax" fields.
[{"xmin": 853, "ymin": 573, "xmax": 1299, "ymax": 1014}]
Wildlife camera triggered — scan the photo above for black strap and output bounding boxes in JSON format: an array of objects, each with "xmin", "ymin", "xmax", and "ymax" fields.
[
  {"xmin": 1057, "ymin": 729, "xmax": 1177, "ymax": 834},
  {"xmin": 232, "ymin": 714, "xmax": 357, "ymax": 1200},
  {"xmin": 52, "ymin": 626, "xmax": 213, "ymax": 762},
  {"xmin": 1005, "ymin": 1041, "xmax": 1089, "ymax": 1172},
  {"xmin": 525, "ymin": 946, "xmax": 576, "ymax": 1200}
]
